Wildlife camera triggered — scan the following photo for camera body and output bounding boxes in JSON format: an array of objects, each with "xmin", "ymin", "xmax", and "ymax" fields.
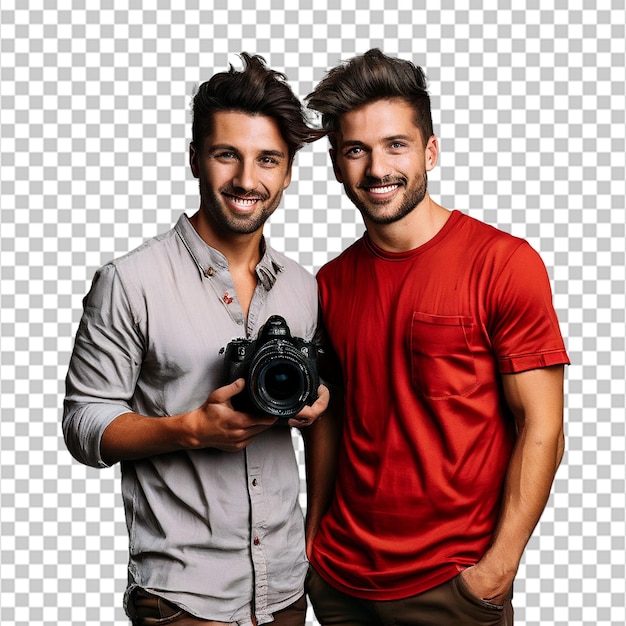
[{"xmin": 222, "ymin": 315, "xmax": 319, "ymax": 420}]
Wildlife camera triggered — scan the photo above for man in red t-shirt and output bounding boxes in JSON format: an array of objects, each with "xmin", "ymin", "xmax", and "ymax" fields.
[{"xmin": 302, "ymin": 49, "xmax": 569, "ymax": 625}]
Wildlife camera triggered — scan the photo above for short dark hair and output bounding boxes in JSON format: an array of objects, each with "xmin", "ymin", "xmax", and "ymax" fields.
[
  {"xmin": 306, "ymin": 49, "xmax": 433, "ymax": 145},
  {"xmin": 192, "ymin": 53, "xmax": 321, "ymax": 161}
]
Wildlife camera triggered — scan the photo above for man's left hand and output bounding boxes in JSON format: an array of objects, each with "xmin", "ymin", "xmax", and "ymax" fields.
[
  {"xmin": 460, "ymin": 560, "xmax": 516, "ymax": 606},
  {"xmin": 288, "ymin": 384, "xmax": 330, "ymax": 429}
]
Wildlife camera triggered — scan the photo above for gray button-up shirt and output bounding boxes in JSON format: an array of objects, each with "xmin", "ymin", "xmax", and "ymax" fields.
[{"xmin": 63, "ymin": 214, "xmax": 318, "ymax": 625}]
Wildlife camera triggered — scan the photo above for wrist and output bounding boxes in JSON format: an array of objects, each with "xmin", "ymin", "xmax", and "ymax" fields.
[
  {"xmin": 477, "ymin": 548, "xmax": 520, "ymax": 581},
  {"xmin": 171, "ymin": 409, "xmax": 201, "ymax": 450}
]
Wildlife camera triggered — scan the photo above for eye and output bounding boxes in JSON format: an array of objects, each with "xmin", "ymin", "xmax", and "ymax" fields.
[
  {"xmin": 344, "ymin": 146, "xmax": 364, "ymax": 158},
  {"xmin": 389, "ymin": 141, "xmax": 406, "ymax": 150},
  {"xmin": 215, "ymin": 151, "xmax": 238, "ymax": 161},
  {"xmin": 259, "ymin": 156, "xmax": 280, "ymax": 167}
]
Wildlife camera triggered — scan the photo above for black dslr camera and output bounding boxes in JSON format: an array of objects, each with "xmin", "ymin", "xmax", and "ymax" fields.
[{"xmin": 222, "ymin": 315, "xmax": 319, "ymax": 420}]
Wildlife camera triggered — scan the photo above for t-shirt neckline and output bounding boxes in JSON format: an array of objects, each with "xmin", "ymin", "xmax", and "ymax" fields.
[{"xmin": 364, "ymin": 209, "xmax": 463, "ymax": 261}]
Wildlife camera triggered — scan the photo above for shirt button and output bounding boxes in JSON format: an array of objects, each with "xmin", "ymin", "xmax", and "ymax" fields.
[
  {"xmin": 252, "ymin": 479, "xmax": 258, "ymax": 487},
  {"xmin": 253, "ymin": 537, "xmax": 260, "ymax": 546}
]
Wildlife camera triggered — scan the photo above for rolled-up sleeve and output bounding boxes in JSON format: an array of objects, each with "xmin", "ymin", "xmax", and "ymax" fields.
[{"xmin": 63, "ymin": 263, "xmax": 144, "ymax": 468}]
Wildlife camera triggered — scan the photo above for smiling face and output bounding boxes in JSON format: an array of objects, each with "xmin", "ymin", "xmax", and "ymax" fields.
[
  {"xmin": 190, "ymin": 111, "xmax": 292, "ymax": 237},
  {"xmin": 331, "ymin": 98, "xmax": 438, "ymax": 226}
]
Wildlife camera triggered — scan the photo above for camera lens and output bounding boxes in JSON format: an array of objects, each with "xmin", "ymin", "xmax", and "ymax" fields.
[
  {"xmin": 255, "ymin": 356, "xmax": 307, "ymax": 412},
  {"xmin": 248, "ymin": 342, "xmax": 315, "ymax": 417},
  {"xmin": 262, "ymin": 362, "xmax": 302, "ymax": 400}
]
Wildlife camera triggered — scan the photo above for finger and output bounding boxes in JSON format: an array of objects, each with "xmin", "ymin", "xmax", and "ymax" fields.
[
  {"xmin": 208, "ymin": 378, "xmax": 246, "ymax": 403},
  {"xmin": 245, "ymin": 416, "xmax": 279, "ymax": 429},
  {"xmin": 295, "ymin": 385, "xmax": 330, "ymax": 420},
  {"xmin": 315, "ymin": 384, "xmax": 330, "ymax": 407},
  {"xmin": 231, "ymin": 409, "xmax": 278, "ymax": 429},
  {"xmin": 287, "ymin": 415, "xmax": 312, "ymax": 428},
  {"xmin": 216, "ymin": 419, "xmax": 276, "ymax": 451}
]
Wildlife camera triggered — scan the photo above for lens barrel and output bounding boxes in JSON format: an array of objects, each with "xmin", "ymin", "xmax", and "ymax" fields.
[{"xmin": 248, "ymin": 341, "xmax": 315, "ymax": 418}]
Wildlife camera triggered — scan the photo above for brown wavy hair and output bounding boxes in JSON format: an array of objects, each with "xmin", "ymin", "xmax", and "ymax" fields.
[
  {"xmin": 192, "ymin": 53, "xmax": 323, "ymax": 161},
  {"xmin": 306, "ymin": 49, "xmax": 433, "ymax": 146}
]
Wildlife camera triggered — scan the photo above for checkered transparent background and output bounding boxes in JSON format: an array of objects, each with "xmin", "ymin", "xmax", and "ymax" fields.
[{"xmin": 1, "ymin": 2, "xmax": 625, "ymax": 625}]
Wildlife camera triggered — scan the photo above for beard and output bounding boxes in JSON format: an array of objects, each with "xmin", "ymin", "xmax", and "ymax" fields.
[
  {"xmin": 345, "ymin": 172, "xmax": 428, "ymax": 225},
  {"xmin": 198, "ymin": 181, "xmax": 283, "ymax": 236}
]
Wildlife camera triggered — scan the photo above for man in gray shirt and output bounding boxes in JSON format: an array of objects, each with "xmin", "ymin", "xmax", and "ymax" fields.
[{"xmin": 63, "ymin": 53, "xmax": 329, "ymax": 626}]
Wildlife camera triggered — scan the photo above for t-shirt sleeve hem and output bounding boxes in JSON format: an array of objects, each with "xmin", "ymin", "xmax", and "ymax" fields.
[{"xmin": 498, "ymin": 350, "xmax": 570, "ymax": 374}]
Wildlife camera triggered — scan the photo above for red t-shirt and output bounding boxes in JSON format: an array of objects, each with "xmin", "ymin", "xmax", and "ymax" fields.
[{"xmin": 311, "ymin": 210, "xmax": 569, "ymax": 600}]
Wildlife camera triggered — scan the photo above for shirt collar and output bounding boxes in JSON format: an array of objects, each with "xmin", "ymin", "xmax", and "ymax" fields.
[{"xmin": 174, "ymin": 213, "xmax": 284, "ymax": 291}]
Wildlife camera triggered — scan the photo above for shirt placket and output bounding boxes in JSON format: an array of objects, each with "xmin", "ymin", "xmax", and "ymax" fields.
[
  {"xmin": 246, "ymin": 268, "xmax": 270, "ymax": 338},
  {"xmin": 244, "ymin": 283, "xmax": 273, "ymax": 623},
  {"xmin": 245, "ymin": 444, "xmax": 270, "ymax": 623}
]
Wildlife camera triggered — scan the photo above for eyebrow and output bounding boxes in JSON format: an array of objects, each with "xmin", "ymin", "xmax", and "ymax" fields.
[
  {"xmin": 258, "ymin": 149, "xmax": 287, "ymax": 159},
  {"xmin": 208, "ymin": 144, "xmax": 286, "ymax": 159},
  {"xmin": 383, "ymin": 134, "xmax": 414, "ymax": 143},
  {"xmin": 207, "ymin": 143, "xmax": 238, "ymax": 154},
  {"xmin": 339, "ymin": 135, "xmax": 415, "ymax": 149},
  {"xmin": 340, "ymin": 140, "xmax": 366, "ymax": 149}
]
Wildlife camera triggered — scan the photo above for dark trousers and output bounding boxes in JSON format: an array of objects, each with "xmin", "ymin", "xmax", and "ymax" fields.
[
  {"xmin": 306, "ymin": 566, "xmax": 513, "ymax": 626},
  {"xmin": 128, "ymin": 588, "xmax": 307, "ymax": 626}
]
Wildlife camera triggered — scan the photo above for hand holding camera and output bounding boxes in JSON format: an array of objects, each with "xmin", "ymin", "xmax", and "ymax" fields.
[
  {"xmin": 175, "ymin": 318, "xmax": 324, "ymax": 453},
  {"xmin": 222, "ymin": 315, "xmax": 320, "ymax": 422}
]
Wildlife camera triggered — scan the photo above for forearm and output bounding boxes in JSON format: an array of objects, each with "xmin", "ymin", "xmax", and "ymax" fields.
[
  {"xmin": 481, "ymin": 420, "xmax": 564, "ymax": 575},
  {"xmin": 302, "ymin": 392, "xmax": 342, "ymax": 554},
  {"xmin": 464, "ymin": 365, "xmax": 565, "ymax": 602},
  {"xmin": 101, "ymin": 379, "xmax": 278, "ymax": 465},
  {"xmin": 62, "ymin": 399, "xmax": 134, "ymax": 468},
  {"xmin": 487, "ymin": 366, "xmax": 565, "ymax": 572},
  {"xmin": 100, "ymin": 409, "xmax": 196, "ymax": 466},
  {"xmin": 63, "ymin": 398, "xmax": 198, "ymax": 468}
]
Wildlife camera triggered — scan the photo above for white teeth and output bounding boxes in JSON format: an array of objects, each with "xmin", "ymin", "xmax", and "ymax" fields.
[
  {"xmin": 228, "ymin": 196, "xmax": 258, "ymax": 206},
  {"xmin": 368, "ymin": 184, "xmax": 399, "ymax": 194}
]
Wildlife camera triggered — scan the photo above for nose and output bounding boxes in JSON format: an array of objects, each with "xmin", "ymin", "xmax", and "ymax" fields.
[
  {"xmin": 233, "ymin": 159, "xmax": 258, "ymax": 191},
  {"xmin": 365, "ymin": 148, "xmax": 391, "ymax": 181}
]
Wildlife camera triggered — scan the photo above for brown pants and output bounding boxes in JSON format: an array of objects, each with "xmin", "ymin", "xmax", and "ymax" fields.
[
  {"xmin": 128, "ymin": 588, "xmax": 307, "ymax": 626},
  {"xmin": 306, "ymin": 566, "xmax": 513, "ymax": 626}
]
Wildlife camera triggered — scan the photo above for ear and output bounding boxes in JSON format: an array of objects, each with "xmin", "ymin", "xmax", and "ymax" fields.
[
  {"xmin": 424, "ymin": 135, "xmax": 439, "ymax": 172},
  {"xmin": 329, "ymin": 148, "xmax": 344, "ymax": 183},
  {"xmin": 189, "ymin": 142, "xmax": 199, "ymax": 179}
]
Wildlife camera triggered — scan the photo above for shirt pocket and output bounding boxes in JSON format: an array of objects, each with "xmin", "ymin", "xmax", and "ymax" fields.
[{"xmin": 410, "ymin": 312, "xmax": 477, "ymax": 399}]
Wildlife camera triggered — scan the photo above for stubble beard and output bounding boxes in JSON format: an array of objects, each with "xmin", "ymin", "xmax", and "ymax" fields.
[
  {"xmin": 345, "ymin": 172, "xmax": 428, "ymax": 225},
  {"xmin": 199, "ymin": 182, "xmax": 283, "ymax": 236}
]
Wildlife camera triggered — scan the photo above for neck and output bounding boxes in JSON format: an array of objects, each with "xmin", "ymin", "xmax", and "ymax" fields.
[
  {"xmin": 364, "ymin": 195, "xmax": 451, "ymax": 253},
  {"xmin": 189, "ymin": 209, "xmax": 264, "ymax": 271}
]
